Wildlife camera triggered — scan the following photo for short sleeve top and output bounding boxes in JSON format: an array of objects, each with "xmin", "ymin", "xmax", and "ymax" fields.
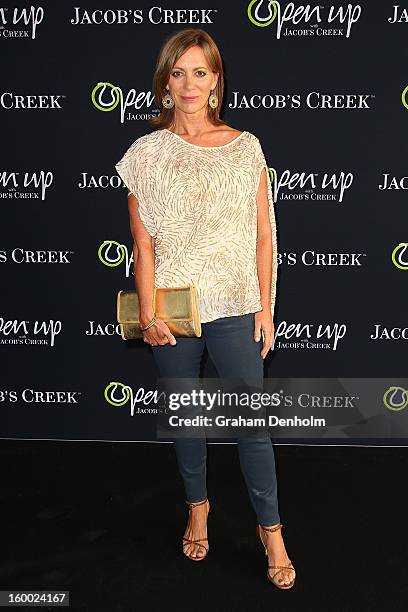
[{"xmin": 115, "ymin": 129, "xmax": 278, "ymax": 323}]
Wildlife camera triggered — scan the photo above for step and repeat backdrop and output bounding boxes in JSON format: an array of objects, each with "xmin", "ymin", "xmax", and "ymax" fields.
[{"xmin": 1, "ymin": 1, "xmax": 408, "ymax": 444}]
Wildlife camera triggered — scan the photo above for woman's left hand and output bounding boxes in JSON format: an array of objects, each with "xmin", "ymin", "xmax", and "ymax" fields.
[{"xmin": 254, "ymin": 310, "xmax": 275, "ymax": 359}]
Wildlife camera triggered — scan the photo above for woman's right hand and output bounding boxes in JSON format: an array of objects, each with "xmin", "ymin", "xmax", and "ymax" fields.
[{"xmin": 141, "ymin": 318, "xmax": 177, "ymax": 347}]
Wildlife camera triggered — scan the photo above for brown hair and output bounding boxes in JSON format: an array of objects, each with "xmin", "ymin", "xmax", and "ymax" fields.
[{"xmin": 148, "ymin": 28, "xmax": 226, "ymax": 130}]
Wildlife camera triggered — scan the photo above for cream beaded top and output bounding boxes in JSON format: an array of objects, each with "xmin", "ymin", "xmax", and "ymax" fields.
[{"xmin": 115, "ymin": 128, "xmax": 278, "ymax": 323}]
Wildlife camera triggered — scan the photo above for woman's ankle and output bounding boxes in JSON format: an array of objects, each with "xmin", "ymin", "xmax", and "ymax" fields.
[{"xmin": 260, "ymin": 521, "xmax": 281, "ymax": 529}]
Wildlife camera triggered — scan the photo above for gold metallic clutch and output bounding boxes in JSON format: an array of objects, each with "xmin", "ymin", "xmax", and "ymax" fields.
[{"xmin": 117, "ymin": 285, "xmax": 202, "ymax": 340}]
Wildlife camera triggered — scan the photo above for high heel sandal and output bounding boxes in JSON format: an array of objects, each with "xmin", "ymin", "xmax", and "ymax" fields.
[
  {"xmin": 256, "ymin": 523, "xmax": 296, "ymax": 589},
  {"xmin": 182, "ymin": 498, "xmax": 210, "ymax": 561}
]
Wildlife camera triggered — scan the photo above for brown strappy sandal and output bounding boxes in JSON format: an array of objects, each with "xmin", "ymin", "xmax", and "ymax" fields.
[
  {"xmin": 182, "ymin": 498, "xmax": 210, "ymax": 561},
  {"xmin": 256, "ymin": 523, "xmax": 296, "ymax": 589}
]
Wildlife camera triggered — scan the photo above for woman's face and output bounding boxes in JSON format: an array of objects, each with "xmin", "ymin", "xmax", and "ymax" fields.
[{"xmin": 166, "ymin": 45, "xmax": 218, "ymax": 115}]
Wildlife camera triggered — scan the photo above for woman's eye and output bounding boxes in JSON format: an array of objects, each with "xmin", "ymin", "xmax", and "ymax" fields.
[{"xmin": 171, "ymin": 70, "xmax": 207, "ymax": 77}]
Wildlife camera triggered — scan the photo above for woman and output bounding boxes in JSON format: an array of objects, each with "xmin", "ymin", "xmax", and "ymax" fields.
[{"xmin": 115, "ymin": 28, "xmax": 296, "ymax": 589}]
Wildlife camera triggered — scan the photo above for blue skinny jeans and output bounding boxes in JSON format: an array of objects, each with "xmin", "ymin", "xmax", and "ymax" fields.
[{"xmin": 151, "ymin": 312, "xmax": 280, "ymax": 525}]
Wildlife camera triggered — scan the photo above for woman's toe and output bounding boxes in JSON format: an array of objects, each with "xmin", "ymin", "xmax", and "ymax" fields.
[{"xmin": 286, "ymin": 570, "xmax": 295, "ymax": 585}]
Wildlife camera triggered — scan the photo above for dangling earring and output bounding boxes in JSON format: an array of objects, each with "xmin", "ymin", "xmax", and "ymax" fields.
[
  {"xmin": 208, "ymin": 89, "xmax": 218, "ymax": 109},
  {"xmin": 162, "ymin": 88, "xmax": 174, "ymax": 109}
]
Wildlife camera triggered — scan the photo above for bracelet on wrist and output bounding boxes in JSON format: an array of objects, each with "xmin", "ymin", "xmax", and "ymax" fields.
[{"xmin": 139, "ymin": 315, "xmax": 157, "ymax": 332}]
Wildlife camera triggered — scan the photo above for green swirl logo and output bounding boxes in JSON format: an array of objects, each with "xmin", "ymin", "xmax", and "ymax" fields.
[
  {"xmin": 91, "ymin": 82, "xmax": 121, "ymax": 112},
  {"xmin": 104, "ymin": 382, "xmax": 131, "ymax": 407},
  {"xmin": 391, "ymin": 243, "xmax": 408, "ymax": 270},
  {"xmin": 247, "ymin": 0, "xmax": 278, "ymax": 27},
  {"xmin": 402, "ymin": 84, "xmax": 408, "ymax": 110},
  {"xmin": 383, "ymin": 386, "xmax": 408, "ymax": 412},
  {"xmin": 98, "ymin": 240, "xmax": 126, "ymax": 267}
]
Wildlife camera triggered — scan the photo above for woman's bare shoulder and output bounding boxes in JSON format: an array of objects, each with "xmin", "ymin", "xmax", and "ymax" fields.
[
  {"xmin": 221, "ymin": 125, "xmax": 258, "ymax": 140},
  {"xmin": 217, "ymin": 125, "xmax": 243, "ymax": 136}
]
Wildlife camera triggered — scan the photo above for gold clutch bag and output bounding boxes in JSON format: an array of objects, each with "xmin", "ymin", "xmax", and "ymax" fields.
[{"xmin": 117, "ymin": 285, "xmax": 202, "ymax": 340}]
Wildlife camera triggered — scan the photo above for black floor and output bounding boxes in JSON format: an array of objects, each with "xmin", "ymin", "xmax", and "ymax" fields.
[{"xmin": 0, "ymin": 440, "xmax": 406, "ymax": 611}]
